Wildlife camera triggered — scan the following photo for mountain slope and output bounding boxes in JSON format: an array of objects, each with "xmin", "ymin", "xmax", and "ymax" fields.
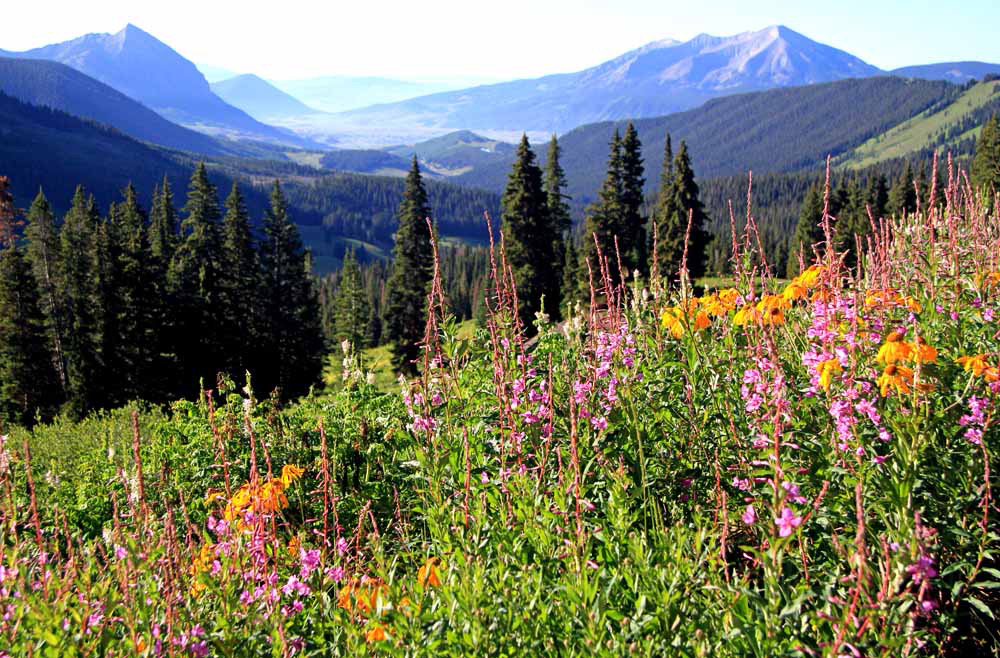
[
  {"xmin": 0, "ymin": 57, "xmax": 230, "ymax": 155},
  {"xmin": 456, "ymin": 77, "xmax": 960, "ymax": 207},
  {"xmin": 891, "ymin": 62, "xmax": 1000, "ymax": 84},
  {"xmin": 330, "ymin": 25, "xmax": 881, "ymax": 137},
  {"xmin": 7, "ymin": 24, "xmax": 310, "ymax": 146},
  {"xmin": 387, "ymin": 131, "xmax": 517, "ymax": 174},
  {"xmin": 211, "ymin": 74, "xmax": 320, "ymax": 120}
]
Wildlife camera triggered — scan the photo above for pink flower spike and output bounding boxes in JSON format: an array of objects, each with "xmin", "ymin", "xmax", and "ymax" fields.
[{"xmin": 742, "ymin": 505, "xmax": 757, "ymax": 525}]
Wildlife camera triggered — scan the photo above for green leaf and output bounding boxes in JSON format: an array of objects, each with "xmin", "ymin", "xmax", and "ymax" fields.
[{"xmin": 968, "ymin": 596, "xmax": 995, "ymax": 619}]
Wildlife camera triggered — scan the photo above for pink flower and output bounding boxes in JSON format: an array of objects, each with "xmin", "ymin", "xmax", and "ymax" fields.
[
  {"xmin": 775, "ymin": 507, "xmax": 802, "ymax": 537},
  {"xmin": 742, "ymin": 505, "xmax": 757, "ymax": 525}
]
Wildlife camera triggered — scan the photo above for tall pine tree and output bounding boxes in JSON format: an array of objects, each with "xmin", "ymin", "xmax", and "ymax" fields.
[
  {"xmin": 972, "ymin": 113, "xmax": 1000, "ymax": 193},
  {"xmin": 619, "ymin": 122, "xmax": 647, "ymax": 277},
  {"xmin": 24, "ymin": 189, "xmax": 68, "ymax": 395},
  {"xmin": 385, "ymin": 158, "xmax": 434, "ymax": 375},
  {"xmin": 259, "ymin": 181, "xmax": 324, "ymax": 398},
  {"xmin": 502, "ymin": 135, "xmax": 561, "ymax": 329},
  {"xmin": 581, "ymin": 131, "xmax": 625, "ymax": 291},
  {"xmin": 219, "ymin": 181, "xmax": 261, "ymax": 381},
  {"xmin": 545, "ymin": 135, "xmax": 572, "ymax": 310},
  {"xmin": 334, "ymin": 249, "xmax": 370, "ymax": 349}
]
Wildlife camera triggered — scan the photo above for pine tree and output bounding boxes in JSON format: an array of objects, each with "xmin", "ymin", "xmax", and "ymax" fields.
[
  {"xmin": 23, "ymin": 189, "xmax": 68, "ymax": 395},
  {"xmin": 147, "ymin": 178, "xmax": 180, "ymax": 399},
  {"xmin": 0, "ymin": 240, "xmax": 61, "ymax": 428},
  {"xmin": 581, "ymin": 131, "xmax": 625, "ymax": 291},
  {"xmin": 170, "ymin": 163, "xmax": 224, "ymax": 393},
  {"xmin": 545, "ymin": 135, "xmax": 572, "ymax": 311},
  {"xmin": 787, "ymin": 182, "xmax": 826, "ymax": 277},
  {"xmin": 561, "ymin": 238, "xmax": 579, "ymax": 313},
  {"xmin": 108, "ymin": 184, "xmax": 154, "ymax": 402},
  {"xmin": 334, "ymin": 249, "xmax": 370, "ymax": 349},
  {"xmin": 652, "ymin": 134, "xmax": 684, "ymax": 281},
  {"xmin": 972, "ymin": 113, "xmax": 1000, "ymax": 193},
  {"xmin": 58, "ymin": 186, "xmax": 104, "ymax": 418},
  {"xmin": 657, "ymin": 141, "xmax": 710, "ymax": 281},
  {"xmin": 385, "ymin": 158, "xmax": 434, "ymax": 374},
  {"xmin": 259, "ymin": 181, "xmax": 324, "ymax": 397},
  {"xmin": 619, "ymin": 122, "xmax": 647, "ymax": 276},
  {"xmin": 219, "ymin": 182, "xmax": 261, "ymax": 380},
  {"xmin": 502, "ymin": 135, "xmax": 561, "ymax": 329},
  {"xmin": 887, "ymin": 163, "xmax": 917, "ymax": 218}
]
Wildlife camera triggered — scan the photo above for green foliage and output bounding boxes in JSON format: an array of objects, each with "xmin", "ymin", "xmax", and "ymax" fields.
[
  {"xmin": 972, "ymin": 113, "xmax": 1000, "ymax": 193},
  {"xmin": 652, "ymin": 138, "xmax": 710, "ymax": 282},
  {"xmin": 332, "ymin": 249, "xmax": 370, "ymax": 349}
]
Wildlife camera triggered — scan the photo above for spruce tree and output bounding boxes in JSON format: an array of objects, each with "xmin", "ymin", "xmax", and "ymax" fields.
[
  {"xmin": 545, "ymin": 135, "xmax": 572, "ymax": 307},
  {"xmin": 787, "ymin": 182, "xmax": 826, "ymax": 277},
  {"xmin": 219, "ymin": 182, "xmax": 261, "ymax": 381},
  {"xmin": 0, "ymin": 240, "xmax": 61, "ymax": 428},
  {"xmin": 657, "ymin": 141, "xmax": 709, "ymax": 281},
  {"xmin": 58, "ymin": 186, "xmax": 104, "ymax": 418},
  {"xmin": 561, "ymin": 238, "xmax": 579, "ymax": 313},
  {"xmin": 652, "ymin": 134, "xmax": 685, "ymax": 280},
  {"xmin": 972, "ymin": 113, "xmax": 1000, "ymax": 193},
  {"xmin": 502, "ymin": 135, "xmax": 561, "ymax": 329},
  {"xmin": 887, "ymin": 163, "xmax": 917, "ymax": 218},
  {"xmin": 619, "ymin": 122, "xmax": 647, "ymax": 276},
  {"xmin": 108, "ymin": 184, "xmax": 154, "ymax": 402},
  {"xmin": 334, "ymin": 249, "xmax": 370, "ymax": 349},
  {"xmin": 385, "ymin": 158, "xmax": 434, "ymax": 375},
  {"xmin": 581, "ymin": 131, "xmax": 625, "ymax": 291},
  {"xmin": 23, "ymin": 189, "xmax": 68, "ymax": 394},
  {"xmin": 147, "ymin": 178, "xmax": 180, "ymax": 399},
  {"xmin": 259, "ymin": 181, "xmax": 324, "ymax": 398},
  {"xmin": 170, "ymin": 163, "xmax": 224, "ymax": 393}
]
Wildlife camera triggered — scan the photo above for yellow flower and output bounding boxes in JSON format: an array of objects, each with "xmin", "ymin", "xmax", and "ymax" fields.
[
  {"xmin": 877, "ymin": 364, "xmax": 914, "ymax": 397},
  {"xmin": 957, "ymin": 354, "xmax": 991, "ymax": 376},
  {"xmin": 796, "ymin": 265, "xmax": 826, "ymax": 289},
  {"xmin": 732, "ymin": 305, "xmax": 760, "ymax": 327},
  {"xmin": 288, "ymin": 536, "xmax": 301, "ymax": 558},
  {"xmin": 817, "ymin": 358, "xmax": 842, "ymax": 392},
  {"xmin": 908, "ymin": 338, "xmax": 937, "ymax": 364},
  {"xmin": 661, "ymin": 307, "xmax": 685, "ymax": 339},
  {"xmin": 417, "ymin": 557, "xmax": 443, "ymax": 588},
  {"xmin": 782, "ymin": 281, "xmax": 808, "ymax": 303},
  {"xmin": 756, "ymin": 294, "xmax": 791, "ymax": 313},
  {"xmin": 875, "ymin": 332, "xmax": 912, "ymax": 365},
  {"xmin": 281, "ymin": 464, "xmax": 305, "ymax": 487},
  {"xmin": 865, "ymin": 289, "xmax": 921, "ymax": 313}
]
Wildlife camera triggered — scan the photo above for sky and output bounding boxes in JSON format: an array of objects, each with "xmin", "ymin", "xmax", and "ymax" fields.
[{"xmin": 3, "ymin": 0, "xmax": 1000, "ymax": 81}]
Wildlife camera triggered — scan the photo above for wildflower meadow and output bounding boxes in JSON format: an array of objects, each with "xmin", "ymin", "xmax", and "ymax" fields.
[{"xmin": 2, "ymin": 160, "xmax": 999, "ymax": 656}]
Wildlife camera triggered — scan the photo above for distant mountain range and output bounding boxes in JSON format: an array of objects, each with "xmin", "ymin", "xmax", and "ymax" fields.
[
  {"xmin": 268, "ymin": 76, "xmax": 495, "ymax": 114},
  {"xmin": 1, "ymin": 24, "xmax": 314, "ymax": 147},
  {"xmin": 211, "ymin": 74, "xmax": 321, "ymax": 120}
]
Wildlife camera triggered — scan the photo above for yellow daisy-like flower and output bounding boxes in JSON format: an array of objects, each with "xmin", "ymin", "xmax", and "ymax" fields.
[
  {"xmin": 366, "ymin": 624, "xmax": 387, "ymax": 644},
  {"xmin": 908, "ymin": 338, "xmax": 937, "ymax": 364},
  {"xmin": 732, "ymin": 305, "xmax": 760, "ymax": 327},
  {"xmin": 756, "ymin": 294, "xmax": 791, "ymax": 313},
  {"xmin": 281, "ymin": 464, "xmax": 305, "ymax": 487},
  {"xmin": 875, "ymin": 332, "xmax": 912, "ymax": 365},
  {"xmin": 782, "ymin": 281, "xmax": 809, "ymax": 303},
  {"xmin": 817, "ymin": 358, "xmax": 842, "ymax": 392},
  {"xmin": 661, "ymin": 307, "xmax": 686, "ymax": 339},
  {"xmin": 717, "ymin": 288, "xmax": 742, "ymax": 308},
  {"xmin": 957, "ymin": 354, "xmax": 992, "ymax": 377},
  {"xmin": 877, "ymin": 364, "xmax": 914, "ymax": 397},
  {"xmin": 796, "ymin": 265, "xmax": 827, "ymax": 289}
]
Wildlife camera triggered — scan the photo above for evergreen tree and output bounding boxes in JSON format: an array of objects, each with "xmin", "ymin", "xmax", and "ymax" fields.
[
  {"xmin": 887, "ymin": 163, "xmax": 917, "ymax": 218},
  {"xmin": 501, "ymin": 135, "xmax": 561, "ymax": 329},
  {"xmin": 971, "ymin": 113, "xmax": 1000, "ymax": 193},
  {"xmin": 147, "ymin": 178, "xmax": 180, "ymax": 399},
  {"xmin": 259, "ymin": 181, "xmax": 324, "ymax": 397},
  {"xmin": 581, "ymin": 131, "xmax": 625, "ymax": 291},
  {"xmin": 149, "ymin": 177, "xmax": 179, "ymax": 269},
  {"xmin": 652, "ymin": 134, "xmax": 685, "ymax": 280},
  {"xmin": 23, "ymin": 189, "xmax": 68, "ymax": 394},
  {"xmin": 58, "ymin": 186, "xmax": 104, "ymax": 418},
  {"xmin": 170, "ymin": 163, "xmax": 224, "ymax": 393},
  {"xmin": 787, "ymin": 182, "xmax": 826, "ymax": 277},
  {"xmin": 334, "ymin": 249, "xmax": 370, "ymax": 349},
  {"xmin": 619, "ymin": 122, "xmax": 647, "ymax": 276},
  {"xmin": 385, "ymin": 158, "xmax": 434, "ymax": 375},
  {"xmin": 544, "ymin": 135, "xmax": 572, "ymax": 308},
  {"xmin": 219, "ymin": 182, "xmax": 261, "ymax": 380},
  {"xmin": 659, "ymin": 141, "xmax": 710, "ymax": 281},
  {"xmin": 108, "ymin": 184, "xmax": 154, "ymax": 402},
  {"xmin": 561, "ymin": 238, "xmax": 579, "ymax": 313},
  {"xmin": 0, "ymin": 237, "xmax": 61, "ymax": 427}
]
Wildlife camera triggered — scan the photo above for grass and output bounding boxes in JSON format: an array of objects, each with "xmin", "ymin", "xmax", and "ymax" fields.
[{"xmin": 841, "ymin": 80, "xmax": 1000, "ymax": 168}]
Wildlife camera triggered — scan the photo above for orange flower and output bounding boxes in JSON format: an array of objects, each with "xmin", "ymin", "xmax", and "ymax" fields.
[
  {"xmin": 876, "ymin": 332, "xmax": 912, "ymax": 365},
  {"xmin": 865, "ymin": 289, "xmax": 921, "ymax": 313},
  {"xmin": 877, "ymin": 364, "xmax": 914, "ymax": 397},
  {"xmin": 782, "ymin": 281, "xmax": 808, "ymax": 303},
  {"xmin": 661, "ymin": 307, "xmax": 685, "ymax": 339},
  {"xmin": 338, "ymin": 576, "xmax": 388, "ymax": 615},
  {"xmin": 417, "ymin": 557, "xmax": 443, "ymax": 588},
  {"xmin": 957, "ymin": 354, "xmax": 991, "ymax": 376},
  {"xmin": 908, "ymin": 337, "xmax": 937, "ymax": 364},
  {"xmin": 281, "ymin": 464, "xmax": 305, "ymax": 487},
  {"xmin": 796, "ymin": 265, "xmax": 827, "ymax": 289},
  {"xmin": 366, "ymin": 624, "xmax": 387, "ymax": 643}
]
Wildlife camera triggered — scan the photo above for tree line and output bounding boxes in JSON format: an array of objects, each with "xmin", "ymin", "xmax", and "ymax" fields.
[{"xmin": 0, "ymin": 164, "xmax": 323, "ymax": 428}]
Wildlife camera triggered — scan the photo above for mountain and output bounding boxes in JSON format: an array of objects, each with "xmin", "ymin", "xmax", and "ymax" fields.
[
  {"xmin": 211, "ymin": 74, "xmax": 320, "ymax": 120},
  {"xmin": 0, "ymin": 57, "xmax": 231, "ymax": 156},
  {"xmin": 5, "ymin": 24, "xmax": 312, "ymax": 146},
  {"xmin": 319, "ymin": 149, "xmax": 414, "ymax": 177},
  {"xmin": 386, "ymin": 131, "xmax": 517, "ymax": 175},
  {"xmin": 269, "ymin": 76, "xmax": 494, "ymax": 114},
  {"xmin": 455, "ymin": 77, "xmax": 960, "ymax": 209},
  {"xmin": 890, "ymin": 62, "xmax": 1000, "ymax": 84},
  {"xmin": 327, "ymin": 25, "xmax": 881, "ymax": 140}
]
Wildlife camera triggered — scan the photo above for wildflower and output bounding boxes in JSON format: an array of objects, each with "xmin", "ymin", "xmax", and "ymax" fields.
[
  {"xmin": 775, "ymin": 507, "xmax": 802, "ymax": 538},
  {"xmin": 865, "ymin": 289, "xmax": 922, "ymax": 313},
  {"xmin": 796, "ymin": 265, "xmax": 826, "ymax": 289},
  {"xmin": 782, "ymin": 281, "xmax": 809, "ymax": 302},
  {"xmin": 907, "ymin": 556, "xmax": 937, "ymax": 584},
  {"xmin": 909, "ymin": 337, "xmax": 937, "ymax": 364},
  {"xmin": 661, "ymin": 307, "xmax": 685, "ymax": 339},
  {"xmin": 875, "ymin": 332, "xmax": 912, "ymax": 365},
  {"xmin": 418, "ymin": 557, "xmax": 442, "ymax": 588},
  {"xmin": 281, "ymin": 464, "xmax": 305, "ymax": 487},
  {"xmin": 366, "ymin": 624, "xmax": 387, "ymax": 643},
  {"xmin": 742, "ymin": 505, "xmax": 757, "ymax": 525},
  {"xmin": 817, "ymin": 358, "xmax": 842, "ymax": 392},
  {"xmin": 339, "ymin": 577, "xmax": 387, "ymax": 615},
  {"xmin": 876, "ymin": 364, "xmax": 933, "ymax": 397},
  {"xmin": 957, "ymin": 354, "xmax": 991, "ymax": 376}
]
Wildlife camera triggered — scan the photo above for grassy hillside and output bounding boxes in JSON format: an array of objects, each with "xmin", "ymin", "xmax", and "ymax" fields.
[{"xmin": 840, "ymin": 80, "xmax": 1000, "ymax": 168}]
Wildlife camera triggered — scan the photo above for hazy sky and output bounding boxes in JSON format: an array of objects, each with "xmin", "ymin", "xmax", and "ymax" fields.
[{"xmin": 3, "ymin": 0, "xmax": 999, "ymax": 80}]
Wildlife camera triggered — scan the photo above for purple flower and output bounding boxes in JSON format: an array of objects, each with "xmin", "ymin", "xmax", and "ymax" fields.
[
  {"xmin": 591, "ymin": 416, "xmax": 608, "ymax": 431},
  {"xmin": 300, "ymin": 549, "xmax": 321, "ymax": 579},
  {"xmin": 907, "ymin": 556, "xmax": 937, "ymax": 583},
  {"xmin": 775, "ymin": 507, "xmax": 802, "ymax": 538},
  {"xmin": 742, "ymin": 505, "xmax": 757, "ymax": 525}
]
